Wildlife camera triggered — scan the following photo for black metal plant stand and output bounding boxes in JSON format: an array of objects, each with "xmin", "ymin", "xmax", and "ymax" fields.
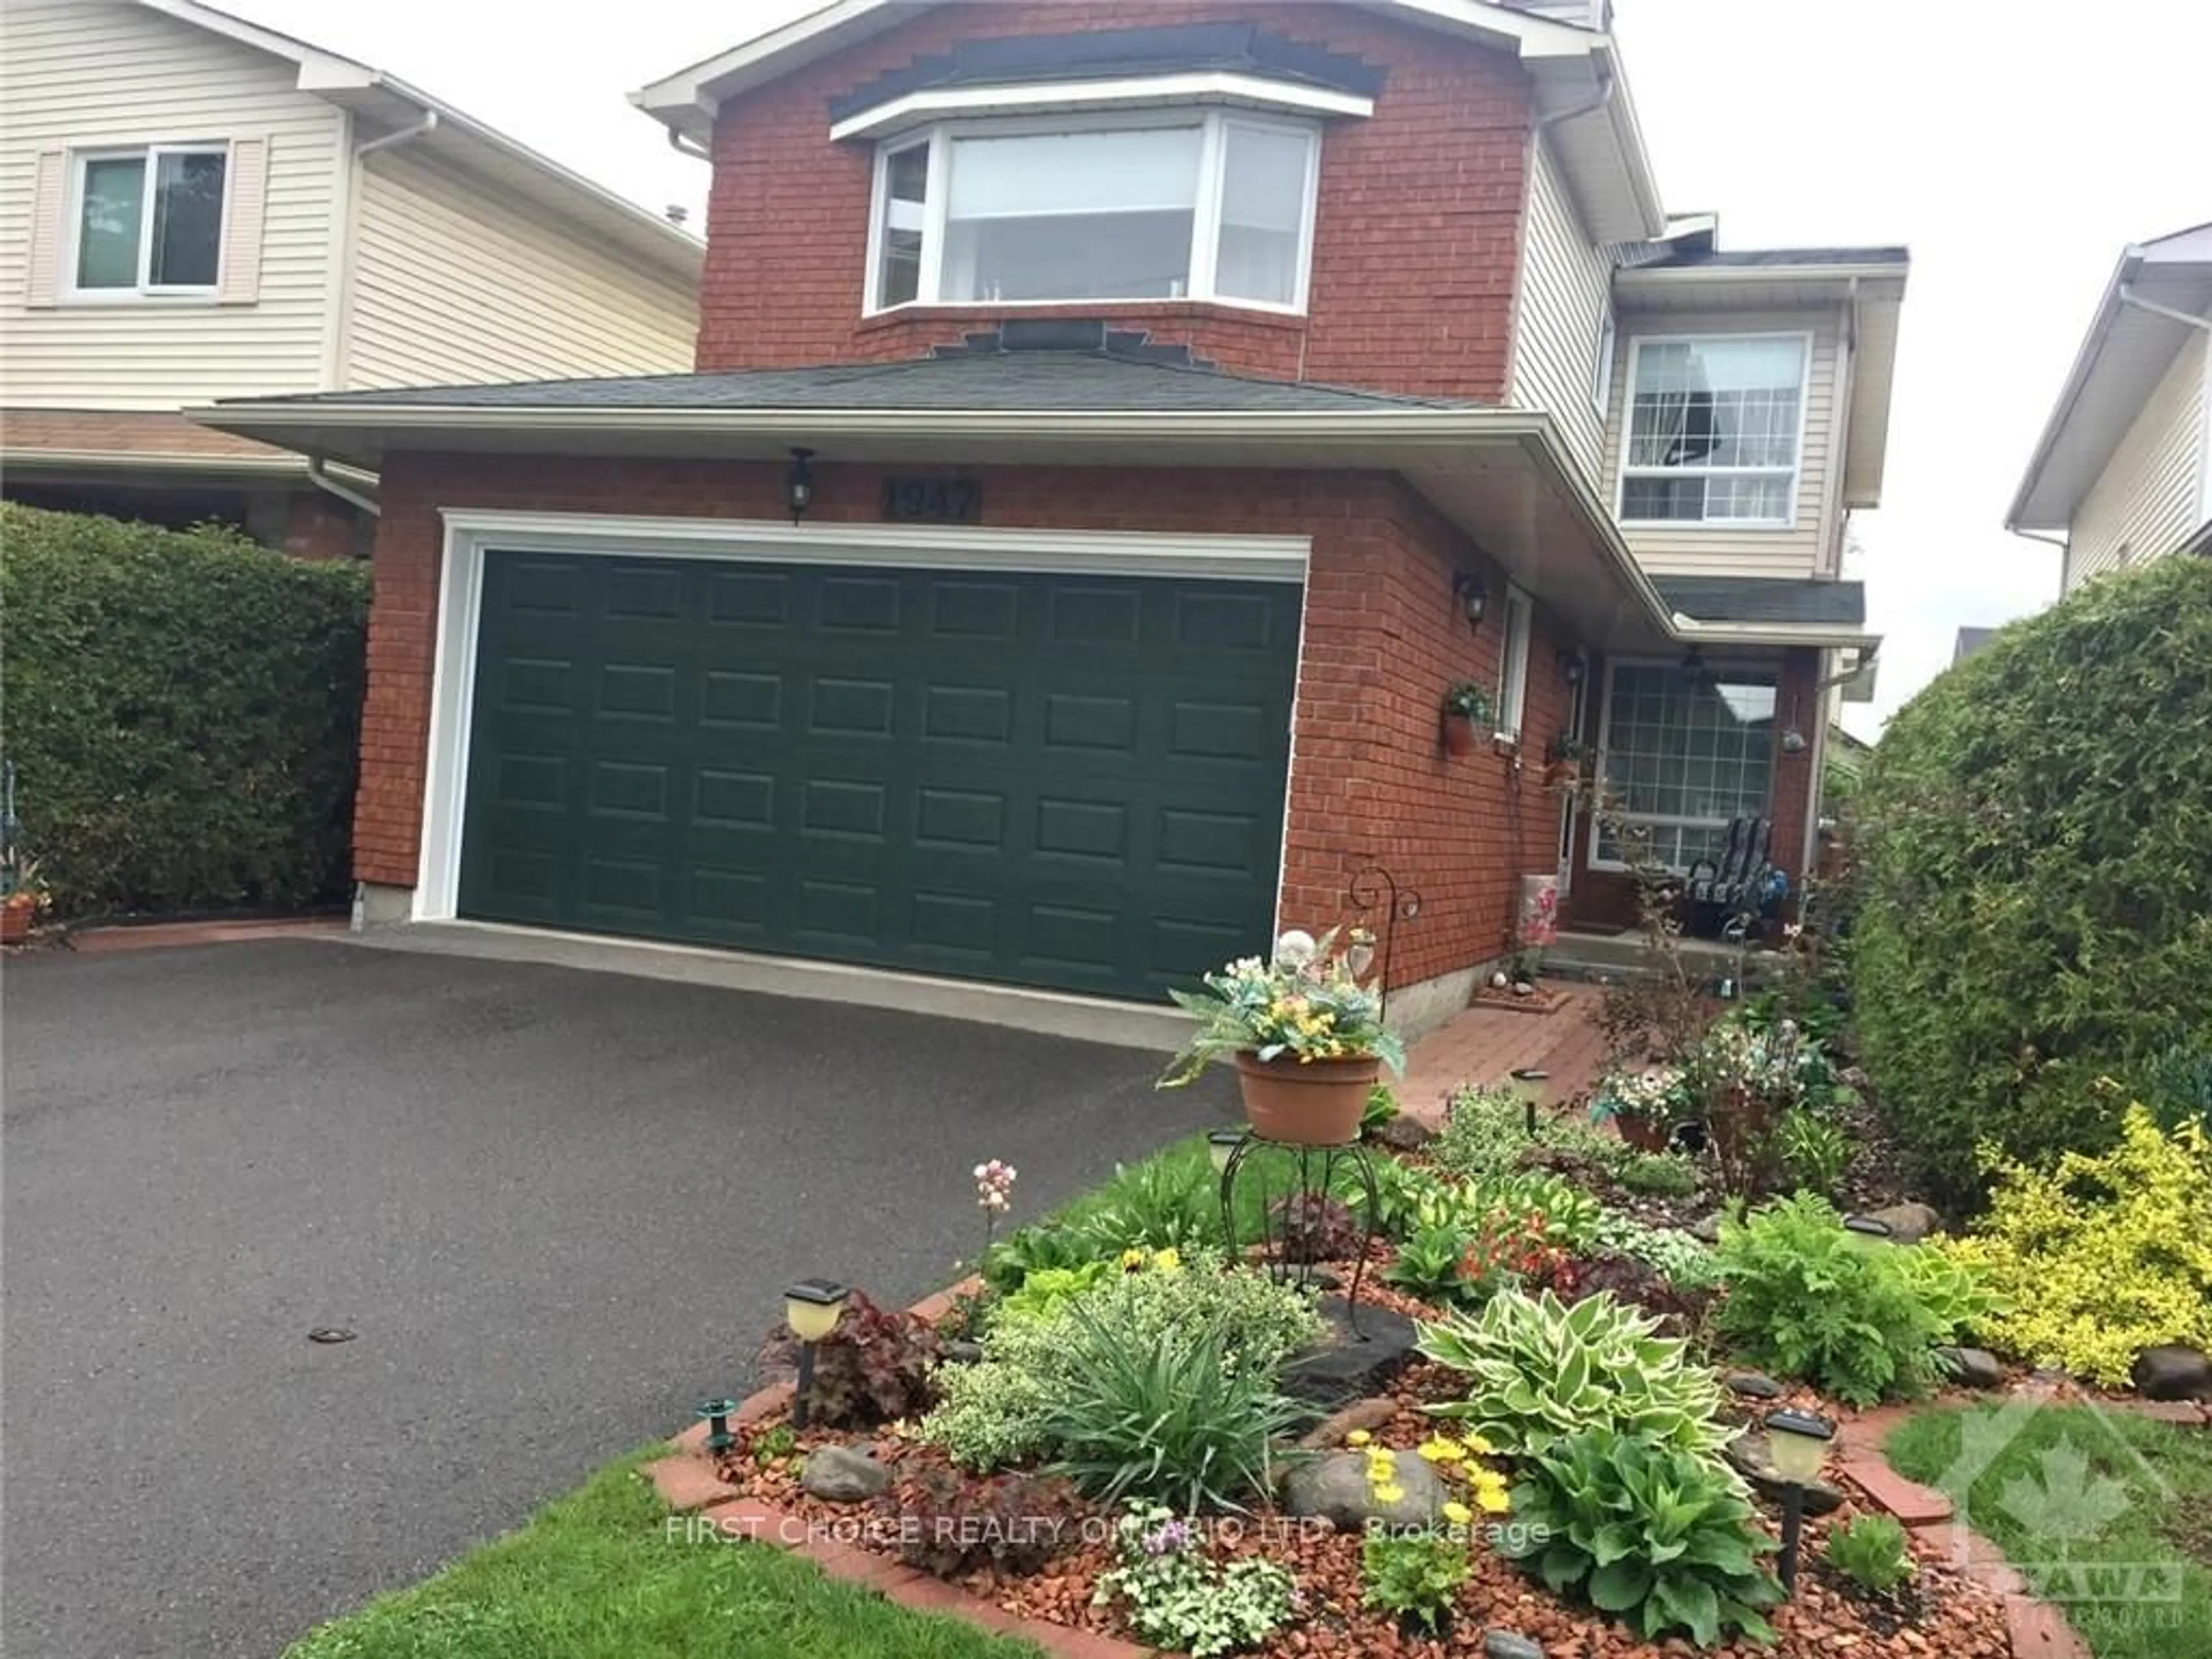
[
  {"xmin": 1218, "ymin": 1131, "xmax": 1384, "ymax": 1338},
  {"xmin": 1346, "ymin": 862, "xmax": 1422, "ymax": 1016}
]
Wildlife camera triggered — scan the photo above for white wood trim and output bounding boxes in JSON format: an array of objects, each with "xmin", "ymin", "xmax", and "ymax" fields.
[
  {"xmin": 412, "ymin": 509, "xmax": 1313, "ymax": 922},
  {"xmin": 1495, "ymin": 585, "xmax": 1533, "ymax": 741},
  {"xmin": 1614, "ymin": 331, "xmax": 1816, "ymax": 531},
  {"xmin": 828, "ymin": 73, "xmax": 1372, "ymax": 142}
]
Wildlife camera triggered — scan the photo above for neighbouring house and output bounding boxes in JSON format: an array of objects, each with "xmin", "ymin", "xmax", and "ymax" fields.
[
  {"xmin": 0, "ymin": 0, "xmax": 701, "ymax": 557},
  {"xmin": 193, "ymin": 0, "xmax": 1906, "ymax": 1035},
  {"xmin": 2009, "ymin": 222, "xmax": 2212, "ymax": 593},
  {"xmin": 1952, "ymin": 625, "xmax": 1998, "ymax": 663}
]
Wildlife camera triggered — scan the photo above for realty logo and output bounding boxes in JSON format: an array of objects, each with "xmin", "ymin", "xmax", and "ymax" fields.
[{"xmin": 1936, "ymin": 1393, "xmax": 2184, "ymax": 1609}]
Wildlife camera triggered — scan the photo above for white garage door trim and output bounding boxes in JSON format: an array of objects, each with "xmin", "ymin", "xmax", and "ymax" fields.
[{"xmin": 412, "ymin": 507, "xmax": 1313, "ymax": 926}]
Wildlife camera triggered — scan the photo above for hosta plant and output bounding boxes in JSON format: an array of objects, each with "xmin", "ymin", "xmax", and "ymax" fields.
[
  {"xmin": 1824, "ymin": 1513, "xmax": 1916, "ymax": 1596},
  {"xmin": 1383, "ymin": 1221, "xmax": 1472, "ymax": 1304},
  {"xmin": 1465, "ymin": 1169, "xmax": 1604, "ymax": 1251},
  {"xmin": 1711, "ymin": 1194, "xmax": 1948, "ymax": 1406},
  {"xmin": 1416, "ymin": 1287, "xmax": 1733, "ymax": 1460},
  {"xmin": 1498, "ymin": 1426, "xmax": 1783, "ymax": 1648}
]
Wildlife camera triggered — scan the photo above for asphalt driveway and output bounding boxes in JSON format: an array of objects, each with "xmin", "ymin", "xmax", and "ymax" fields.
[{"xmin": 3, "ymin": 939, "xmax": 1228, "ymax": 1658}]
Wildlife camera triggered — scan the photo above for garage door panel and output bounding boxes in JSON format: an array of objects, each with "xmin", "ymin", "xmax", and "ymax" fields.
[{"xmin": 460, "ymin": 552, "xmax": 1298, "ymax": 998}]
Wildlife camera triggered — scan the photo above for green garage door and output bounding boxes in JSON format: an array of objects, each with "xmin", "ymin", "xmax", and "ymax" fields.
[{"xmin": 457, "ymin": 552, "xmax": 1301, "ymax": 1000}]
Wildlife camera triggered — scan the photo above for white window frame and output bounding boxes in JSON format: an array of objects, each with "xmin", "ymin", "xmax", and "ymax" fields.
[
  {"xmin": 1615, "ymin": 332, "xmax": 1813, "ymax": 530},
  {"xmin": 1586, "ymin": 656, "xmax": 1780, "ymax": 874},
  {"xmin": 861, "ymin": 108, "xmax": 1321, "ymax": 317},
  {"xmin": 1494, "ymin": 585, "xmax": 1533, "ymax": 743},
  {"xmin": 1590, "ymin": 309, "xmax": 1616, "ymax": 414},
  {"xmin": 63, "ymin": 142, "xmax": 231, "ymax": 301}
]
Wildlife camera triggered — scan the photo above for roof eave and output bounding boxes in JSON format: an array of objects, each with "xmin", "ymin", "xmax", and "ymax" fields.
[{"xmin": 2008, "ymin": 249, "xmax": 2143, "ymax": 531}]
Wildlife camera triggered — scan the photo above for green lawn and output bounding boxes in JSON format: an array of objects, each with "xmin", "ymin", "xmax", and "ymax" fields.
[
  {"xmin": 1885, "ymin": 1403, "xmax": 2212, "ymax": 1659},
  {"xmin": 282, "ymin": 1451, "xmax": 1039, "ymax": 1659}
]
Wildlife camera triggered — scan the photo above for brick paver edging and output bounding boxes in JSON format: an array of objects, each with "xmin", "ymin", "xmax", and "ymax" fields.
[{"xmin": 644, "ymin": 1275, "xmax": 1161, "ymax": 1658}]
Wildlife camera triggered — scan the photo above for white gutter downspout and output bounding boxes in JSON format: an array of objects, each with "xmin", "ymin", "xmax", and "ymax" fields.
[
  {"xmin": 306, "ymin": 457, "xmax": 379, "ymax": 518},
  {"xmin": 356, "ymin": 108, "xmax": 437, "ymax": 158},
  {"xmin": 665, "ymin": 124, "xmax": 711, "ymax": 163}
]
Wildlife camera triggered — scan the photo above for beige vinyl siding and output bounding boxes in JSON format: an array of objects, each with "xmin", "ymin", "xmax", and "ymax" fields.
[
  {"xmin": 2067, "ymin": 329, "xmax": 2209, "ymax": 589},
  {"xmin": 0, "ymin": 0, "xmax": 343, "ymax": 408},
  {"xmin": 344, "ymin": 150, "xmax": 695, "ymax": 389},
  {"xmin": 1508, "ymin": 134, "xmax": 1612, "ymax": 486},
  {"xmin": 1602, "ymin": 306, "xmax": 1845, "ymax": 578}
]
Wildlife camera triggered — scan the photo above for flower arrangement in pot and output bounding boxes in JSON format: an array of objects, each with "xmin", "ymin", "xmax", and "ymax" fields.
[
  {"xmin": 0, "ymin": 856, "xmax": 47, "ymax": 947},
  {"xmin": 1160, "ymin": 928, "xmax": 1407, "ymax": 1145},
  {"xmin": 1440, "ymin": 682, "xmax": 1492, "ymax": 757},
  {"xmin": 1543, "ymin": 734, "xmax": 1593, "ymax": 787},
  {"xmin": 1588, "ymin": 1064, "xmax": 1692, "ymax": 1153}
]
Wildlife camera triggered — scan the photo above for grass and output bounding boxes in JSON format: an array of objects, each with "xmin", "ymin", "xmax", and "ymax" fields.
[
  {"xmin": 1885, "ymin": 1403, "xmax": 2212, "ymax": 1659},
  {"xmin": 282, "ymin": 1450, "xmax": 1039, "ymax": 1659}
]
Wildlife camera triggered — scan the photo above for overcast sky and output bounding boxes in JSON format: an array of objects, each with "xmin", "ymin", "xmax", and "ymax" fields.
[{"xmin": 234, "ymin": 0, "xmax": 2211, "ymax": 735}]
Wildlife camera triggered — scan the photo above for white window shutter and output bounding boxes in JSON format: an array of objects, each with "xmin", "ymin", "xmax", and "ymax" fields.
[
  {"xmin": 217, "ymin": 137, "xmax": 268, "ymax": 305},
  {"xmin": 25, "ymin": 149, "xmax": 66, "ymax": 307}
]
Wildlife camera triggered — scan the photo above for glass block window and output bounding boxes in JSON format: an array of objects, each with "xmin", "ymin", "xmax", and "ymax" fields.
[
  {"xmin": 1619, "ymin": 335, "xmax": 1806, "ymax": 525},
  {"xmin": 1593, "ymin": 662, "xmax": 1777, "ymax": 870}
]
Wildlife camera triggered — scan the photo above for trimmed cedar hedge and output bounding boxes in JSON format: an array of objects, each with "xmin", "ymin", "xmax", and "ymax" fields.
[
  {"xmin": 1849, "ymin": 553, "xmax": 2212, "ymax": 1208},
  {"xmin": 2, "ymin": 504, "xmax": 370, "ymax": 917}
]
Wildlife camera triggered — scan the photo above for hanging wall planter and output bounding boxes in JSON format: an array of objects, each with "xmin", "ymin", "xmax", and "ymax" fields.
[{"xmin": 1441, "ymin": 681, "xmax": 1491, "ymax": 756}]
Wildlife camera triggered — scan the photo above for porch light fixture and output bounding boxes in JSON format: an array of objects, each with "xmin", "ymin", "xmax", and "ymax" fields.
[
  {"xmin": 1207, "ymin": 1127, "xmax": 1247, "ymax": 1174},
  {"xmin": 1452, "ymin": 572, "xmax": 1488, "ymax": 629},
  {"xmin": 785, "ymin": 446, "xmax": 817, "ymax": 522},
  {"xmin": 1763, "ymin": 1407, "xmax": 1836, "ymax": 1593},
  {"xmin": 783, "ymin": 1277, "xmax": 849, "ymax": 1429},
  {"xmin": 1556, "ymin": 650, "xmax": 1585, "ymax": 686},
  {"xmin": 695, "ymin": 1396, "xmax": 740, "ymax": 1458}
]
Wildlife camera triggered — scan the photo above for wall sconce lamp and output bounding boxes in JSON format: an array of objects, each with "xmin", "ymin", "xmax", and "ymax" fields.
[
  {"xmin": 1452, "ymin": 573, "xmax": 1488, "ymax": 629},
  {"xmin": 782, "ymin": 1277, "xmax": 849, "ymax": 1429},
  {"xmin": 1556, "ymin": 651, "xmax": 1585, "ymax": 687},
  {"xmin": 1781, "ymin": 728, "xmax": 1808, "ymax": 754},
  {"xmin": 1763, "ymin": 1407, "xmax": 1836, "ymax": 1593},
  {"xmin": 786, "ymin": 447, "xmax": 817, "ymax": 522}
]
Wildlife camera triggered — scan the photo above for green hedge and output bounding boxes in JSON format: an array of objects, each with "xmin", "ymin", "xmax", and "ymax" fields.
[
  {"xmin": 1, "ymin": 504, "xmax": 370, "ymax": 917},
  {"xmin": 1850, "ymin": 554, "xmax": 2212, "ymax": 1208}
]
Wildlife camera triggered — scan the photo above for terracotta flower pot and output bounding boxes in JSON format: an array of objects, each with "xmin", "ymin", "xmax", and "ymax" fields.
[
  {"xmin": 1614, "ymin": 1115, "xmax": 1672, "ymax": 1153},
  {"xmin": 0, "ymin": 897, "xmax": 33, "ymax": 946},
  {"xmin": 1234, "ymin": 1051, "xmax": 1381, "ymax": 1145},
  {"xmin": 1441, "ymin": 716, "xmax": 1477, "ymax": 756}
]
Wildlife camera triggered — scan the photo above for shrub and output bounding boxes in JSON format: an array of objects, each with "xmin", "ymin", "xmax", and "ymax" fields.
[
  {"xmin": 1091, "ymin": 1504, "xmax": 1298, "ymax": 1658},
  {"xmin": 1416, "ymin": 1287, "xmax": 1733, "ymax": 1460},
  {"xmin": 1775, "ymin": 1109, "xmax": 1850, "ymax": 1196},
  {"xmin": 764, "ymin": 1291, "xmax": 938, "ymax": 1428},
  {"xmin": 1936, "ymin": 1105, "xmax": 2212, "ymax": 1385},
  {"xmin": 1850, "ymin": 555, "xmax": 2212, "ymax": 1205},
  {"xmin": 1361, "ymin": 1530, "xmax": 1470, "ymax": 1634},
  {"xmin": 1066, "ymin": 1154, "xmax": 1225, "ymax": 1255},
  {"xmin": 922, "ymin": 1253, "xmax": 1321, "ymax": 1471},
  {"xmin": 2137, "ymin": 1038, "xmax": 2212, "ymax": 1136},
  {"xmin": 1435, "ymin": 1084, "xmax": 1638, "ymax": 1183},
  {"xmin": 1589, "ymin": 1212, "xmax": 1721, "ymax": 1289},
  {"xmin": 1497, "ymin": 1427, "xmax": 1783, "ymax": 1648},
  {"xmin": 0, "ymin": 505, "xmax": 369, "ymax": 916},
  {"xmin": 1569, "ymin": 1254, "xmax": 1714, "ymax": 1339},
  {"xmin": 979, "ymin": 1223, "xmax": 1100, "ymax": 1296},
  {"xmin": 1465, "ymin": 1169, "xmax": 1604, "ymax": 1250},
  {"xmin": 1824, "ymin": 1514, "xmax": 1915, "ymax": 1596},
  {"xmin": 994, "ymin": 1262, "xmax": 1116, "ymax": 1324},
  {"xmin": 881, "ymin": 1466, "xmax": 1084, "ymax": 1578},
  {"xmin": 1355, "ymin": 1156, "xmax": 1452, "ymax": 1243},
  {"xmin": 1382, "ymin": 1221, "xmax": 1471, "ymax": 1304},
  {"xmin": 1711, "ymin": 1195, "xmax": 1948, "ymax": 1406},
  {"xmin": 1268, "ymin": 1190, "xmax": 1359, "ymax": 1263},
  {"xmin": 1618, "ymin": 1152, "xmax": 1702, "ymax": 1199}
]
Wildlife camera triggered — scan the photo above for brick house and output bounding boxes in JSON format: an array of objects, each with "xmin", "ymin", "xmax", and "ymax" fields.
[{"xmin": 197, "ymin": 0, "xmax": 1905, "ymax": 1037}]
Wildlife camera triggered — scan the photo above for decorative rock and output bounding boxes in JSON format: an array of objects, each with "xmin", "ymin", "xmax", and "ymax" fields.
[
  {"xmin": 1512, "ymin": 980, "xmax": 1536, "ymax": 997},
  {"xmin": 1859, "ymin": 1201, "xmax": 1943, "ymax": 1243},
  {"xmin": 1484, "ymin": 1634, "xmax": 1546, "ymax": 1659},
  {"xmin": 1939, "ymin": 1346, "xmax": 2007, "ymax": 1389},
  {"xmin": 1724, "ymin": 1431, "xmax": 1845, "ymax": 1516},
  {"xmin": 1372, "ymin": 1113, "xmax": 1437, "ymax": 1153},
  {"xmin": 941, "ymin": 1338, "xmax": 984, "ymax": 1366},
  {"xmin": 1490, "ymin": 971, "xmax": 1510, "ymax": 989},
  {"xmin": 1282, "ymin": 1300, "xmax": 1421, "ymax": 1410},
  {"xmin": 1689, "ymin": 1211, "xmax": 1725, "ymax": 1244},
  {"xmin": 800, "ymin": 1445, "xmax": 891, "ymax": 1503},
  {"xmin": 1281, "ymin": 1449, "xmax": 1446, "ymax": 1530},
  {"xmin": 2133, "ymin": 1343, "xmax": 2212, "ymax": 1401},
  {"xmin": 1725, "ymin": 1370, "xmax": 1783, "ymax": 1399},
  {"xmin": 1298, "ymin": 1393, "xmax": 1400, "ymax": 1450}
]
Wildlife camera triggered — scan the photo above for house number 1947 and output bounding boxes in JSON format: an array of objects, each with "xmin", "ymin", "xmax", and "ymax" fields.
[{"xmin": 881, "ymin": 476, "xmax": 982, "ymax": 524}]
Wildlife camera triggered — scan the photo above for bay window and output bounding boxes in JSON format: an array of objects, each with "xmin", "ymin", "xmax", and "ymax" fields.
[
  {"xmin": 865, "ymin": 112, "xmax": 1319, "ymax": 313},
  {"xmin": 1618, "ymin": 335, "xmax": 1807, "ymax": 526},
  {"xmin": 1593, "ymin": 662, "xmax": 1777, "ymax": 872},
  {"xmin": 71, "ymin": 145, "xmax": 228, "ymax": 296}
]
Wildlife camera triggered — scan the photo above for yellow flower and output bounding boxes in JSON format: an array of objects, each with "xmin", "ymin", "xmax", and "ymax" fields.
[
  {"xmin": 1152, "ymin": 1248, "xmax": 1182, "ymax": 1273},
  {"xmin": 1372, "ymin": 1483, "xmax": 1406, "ymax": 1505},
  {"xmin": 1475, "ymin": 1485, "xmax": 1512, "ymax": 1514},
  {"xmin": 1441, "ymin": 1501, "xmax": 1474, "ymax": 1527},
  {"xmin": 1119, "ymin": 1247, "xmax": 1147, "ymax": 1270},
  {"xmin": 1344, "ymin": 1430, "xmax": 1372, "ymax": 1448},
  {"xmin": 1416, "ymin": 1437, "xmax": 1465, "ymax": 1464},
  {"xmin": 1461, "ymin": 1434, "xmax": 1497, "ymax": 1457}
]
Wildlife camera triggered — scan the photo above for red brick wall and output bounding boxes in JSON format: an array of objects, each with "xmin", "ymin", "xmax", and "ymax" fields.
[
  {"xmin": 280, "ymin": 489, "xmax": 369, "ymax": 560},
  {"xmin": 358, "ymin": 453, "xmax": 1580, "ymax": 992},
  {"xmin": 698, "ymin": 1, "xmax": 1532, "ymax": 400}
]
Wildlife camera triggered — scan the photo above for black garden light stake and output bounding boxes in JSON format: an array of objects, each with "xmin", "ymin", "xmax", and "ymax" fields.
[
  {"xmin": 1509, "ymin": 1068, "xmax": 1550, "ymax": 1137},
  {"xmin": 1207, "ymin": 1127, "xmax": 1246, "ymax": 1175},
  {"xmin": 1763, "ymin": 1407, "xmax": 1836, "ymax": 1593},
  {"xmin": 695, "ymin": 1397, "xmax": 740, "ymax": 1458},
  {"xmin": 782, "ymin": 1278, "xmax": 849, "ymax": 1430}
]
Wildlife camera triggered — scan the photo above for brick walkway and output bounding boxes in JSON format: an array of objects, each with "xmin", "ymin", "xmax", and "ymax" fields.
[{"xmin": 1396, "ymin": 982, "xmax": 1611, "ymax": 1127}]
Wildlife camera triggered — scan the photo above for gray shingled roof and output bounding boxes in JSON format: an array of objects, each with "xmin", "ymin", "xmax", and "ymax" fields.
[
  {"xmin": 1654, "ymin": 576, "xmax": 1866, "ymax": 627},
  {"xmin": 1638, "ymin": 247, "xmax": 1909, "ymax": 270},
  {"xmin": 217, "ymin": 351, "xmax": 1467, "ymax": 414}
]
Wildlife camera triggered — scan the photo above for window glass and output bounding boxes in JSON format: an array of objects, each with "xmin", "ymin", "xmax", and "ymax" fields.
[
  {"xmin": 76, "ymin": 156, "xmax": 146, "ymax": 289},
  {"xmin": 1594, "ymin": 665, "xmax": 1776, "ymax": 870},
  {"xmin": 149, "ymin": 150, "xmax": 225, "ymax": 287},
  {"xmin": 1214, "ymin": 122, "xmax": 1306, "ymax": 305},
  {"xmin": 942, "ymin": 128, "xmax": 1200, "ymax": 302},
  {"xmin": 877, "ymin": 143, "xmax": 927, "ymax": 308},
  {"xmin": 1622, "ymin": 336, "xmax": 1805, "ymax": 524}
]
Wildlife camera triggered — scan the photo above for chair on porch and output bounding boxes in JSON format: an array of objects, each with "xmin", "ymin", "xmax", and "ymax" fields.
[{"xmin": 1681, "ymin": 816, "xmax": 1780, "ymax": 940}]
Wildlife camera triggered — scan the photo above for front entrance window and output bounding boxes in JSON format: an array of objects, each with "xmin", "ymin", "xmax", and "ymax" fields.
[{"xmin": 1594, "ymin": 662, "xmax": 1777, "ymax": 871}]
